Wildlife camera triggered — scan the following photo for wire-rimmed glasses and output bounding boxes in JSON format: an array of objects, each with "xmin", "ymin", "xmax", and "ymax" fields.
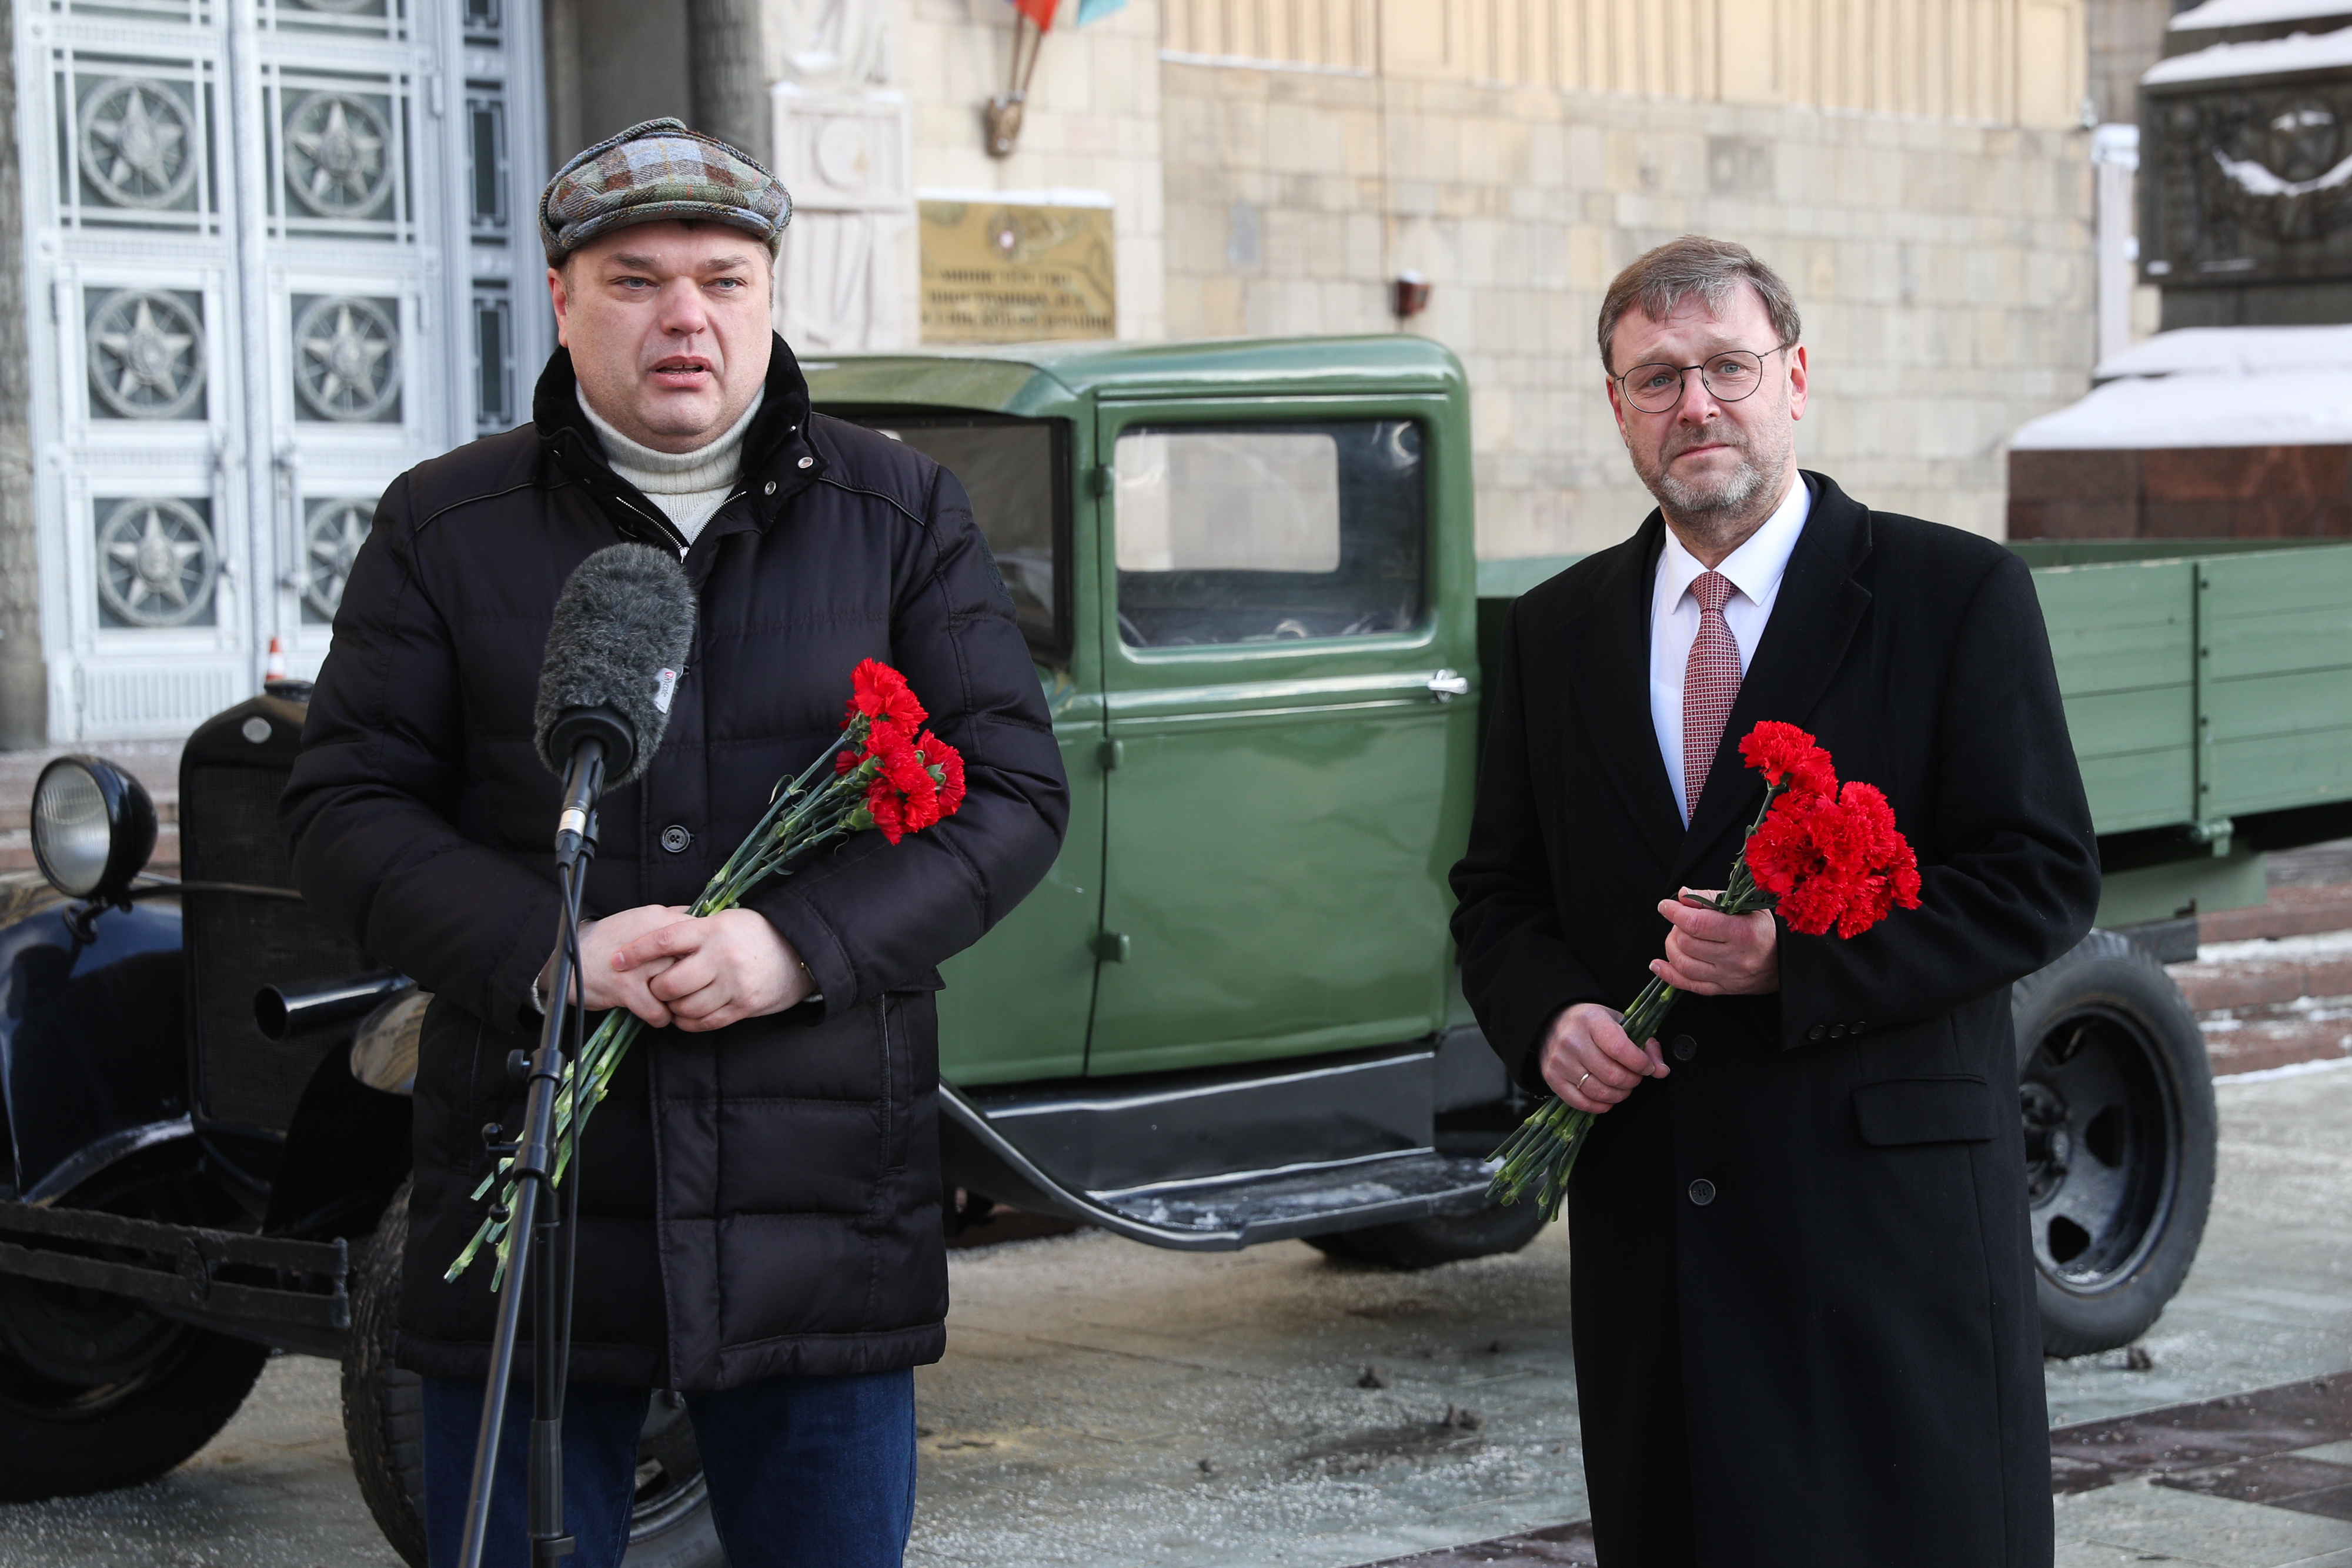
[{"xmin": 1616, "ymin": 344, "xmax": 1792, "ymax": 413}]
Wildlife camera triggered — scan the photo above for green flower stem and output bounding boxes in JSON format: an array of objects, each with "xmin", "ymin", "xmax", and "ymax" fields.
[
  {"xmin": 447, "ymin": 728, "xmax": 885, "ymax": 1285},
  {"xmin": 1483, "ymin": 783, "xmax": 1788, "ymax": 1223}
]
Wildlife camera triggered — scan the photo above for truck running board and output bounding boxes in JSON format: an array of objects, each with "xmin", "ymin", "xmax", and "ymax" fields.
[{"xmin": 939, "ymin": 1084, "xmax": 1496, "ymax": 1251}]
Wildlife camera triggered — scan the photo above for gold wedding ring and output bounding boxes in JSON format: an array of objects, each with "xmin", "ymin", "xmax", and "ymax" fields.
[{"xmin": 1575, "ymin": 1071, "xmax": 1592, "ymax": 1092}]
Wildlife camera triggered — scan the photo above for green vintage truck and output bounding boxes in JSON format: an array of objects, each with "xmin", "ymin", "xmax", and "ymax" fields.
[{"xmin": 5, "ymin": 335, "xmax": 2350, "ymax": 1564}]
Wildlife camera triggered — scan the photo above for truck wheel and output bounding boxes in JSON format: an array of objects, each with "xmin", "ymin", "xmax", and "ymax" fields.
[
  {"xmin": 341, "ymin": 1180, "xmax": 725, "ymax": 1567},
  {"xmin": 1305, "ymin": 1202, "xmax": 1550, "ymax": 1270},
  {"xmin": 2012, "ymin": 930, "xmax": 2217, "ymax": 1358},
  {"xmin": 0, "ymin": 1272, "xmax": 268, "ymax": 1501}
]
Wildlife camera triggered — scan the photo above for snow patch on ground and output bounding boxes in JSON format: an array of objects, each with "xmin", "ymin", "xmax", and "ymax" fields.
[
  {"xmin": 2214, "ymin": 1053, "xmax": 2352, "ymax": 1083},
  {"xmin": 2196, "ymin": 927, "xmax": 2352, "ymax": 962}
]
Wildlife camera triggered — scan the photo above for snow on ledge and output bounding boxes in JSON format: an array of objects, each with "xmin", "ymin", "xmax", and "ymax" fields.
[
  {"xmin": 2096, "ymin": 325, "xmax": 2352, "ymax": 382},
  {"xmin": 2012, "ymin": 369, "xmax": 2352, "ymax": 450},
  {"xmin": 2145, "ymin": 25, "xmax": 2352, "ymax": 85},
  {"xmin": 2172, "ymin": 0, "xmax": 2352, "ymax": 31}
]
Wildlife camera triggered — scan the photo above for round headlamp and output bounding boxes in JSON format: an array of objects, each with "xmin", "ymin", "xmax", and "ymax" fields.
[{"xmin": 31, "ymin": 756, "xmax": 157, "ymax": 901}]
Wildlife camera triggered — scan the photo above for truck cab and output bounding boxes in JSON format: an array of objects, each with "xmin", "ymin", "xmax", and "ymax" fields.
[{"xmin": 807, "ymin": 339, "xmax": 1518, "ymax": 1246}]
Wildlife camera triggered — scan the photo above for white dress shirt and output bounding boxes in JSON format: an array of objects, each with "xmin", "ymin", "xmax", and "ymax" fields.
[{"xmin": 1648, "ymin": 475, "xmax": 1813, "ymax": 821}]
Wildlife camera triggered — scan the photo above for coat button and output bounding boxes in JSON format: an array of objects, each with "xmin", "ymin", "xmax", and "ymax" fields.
[
  {"xmin": 1806, "ymin": 1024, "xmax": 1827, "ymax": 1042},
  {"xmin": 1672, "ymin": 1034, "xmax": 1698, "ymax": 1062},
  {"xmin": 1852, "ymin": 1020, "xmax": 1870, "ymax": 1036},
  {"xmin": 763, "ymin": 479, "xmax": 777, "ymax": 495},
  {"xmin": 1829, "ymin": 1022, "xmax": 1849, "ymax": 1040},
  {"xmin": 1688, "ymin": 1178, "xmax": 1716, "ymax": 1206},
  {"xmin": 660, "ymin": 824, "xmax": 693, "ymax": 854},
  {"xmin": 797, "ymin": 455, "xmax": 814, "ymax": 469}
]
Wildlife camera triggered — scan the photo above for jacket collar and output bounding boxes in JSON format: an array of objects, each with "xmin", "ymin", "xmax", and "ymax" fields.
[
  {"xmin": 1669, "ymin": 470, "xmax": 1875, "ymax": 887},
  {"xmin": 532, "ymin": 333, "xmax": 825, "ymax": 564}
]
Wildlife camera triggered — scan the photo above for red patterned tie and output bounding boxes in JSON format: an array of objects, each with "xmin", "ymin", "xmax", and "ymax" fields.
[{"xmin": 1682, "ymin": 570, "xmax": 1741, "ymax": 821}]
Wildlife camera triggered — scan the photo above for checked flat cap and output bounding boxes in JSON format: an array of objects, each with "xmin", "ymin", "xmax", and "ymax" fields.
[{"xmin": 539, "ymin": 117, "xmax": 791, "ymax": 264}]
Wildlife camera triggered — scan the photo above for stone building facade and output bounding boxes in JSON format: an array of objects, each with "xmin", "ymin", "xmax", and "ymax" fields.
[
  {"xmin": 867, "ymin": 0, "xmax": 2106, "ymax": 554},
  {"xmin": 4, "ymin": 0, "xmax": 2110, "ymax": 741}
]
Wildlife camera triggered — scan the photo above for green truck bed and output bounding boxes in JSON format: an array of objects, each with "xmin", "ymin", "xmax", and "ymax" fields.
[{"xmin": 1479, "ymin": 538, "xmax": 2352, "ymax": 930}]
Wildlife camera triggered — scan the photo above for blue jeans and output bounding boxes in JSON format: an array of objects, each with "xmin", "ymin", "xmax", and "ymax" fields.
[{"xmin": 420, "ymin": 1369, "xmax": 917, "ymax": 1568}]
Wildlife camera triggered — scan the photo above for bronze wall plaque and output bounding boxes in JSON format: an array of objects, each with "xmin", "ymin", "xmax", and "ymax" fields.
[
  {"xmin": 2143, "ymin": 73, "xmax": 2352, "ymax": 289},
  {"xmin": 920, "ymin": 199, "xmax": 1116, "ymax": 343}
]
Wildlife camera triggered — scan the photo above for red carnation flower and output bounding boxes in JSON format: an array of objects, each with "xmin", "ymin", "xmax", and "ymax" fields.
[
  {"xmin": 860, "ymin": 720, "xmax": 941, "ymax": 840},
  {"xmin": 1739, "ymin": 720, "xmax": 1838, "ymax": 798},
  {"xmin": 1743, "ymin": 780, "xmax": 1923, "ymax": 939},
  {"xmin": 844, "ymin": 658, "xmax": 927, "ymax": 731},
  {"xmin": 916, "ymin": 730, "xmax": 966, "ymax": 818}
]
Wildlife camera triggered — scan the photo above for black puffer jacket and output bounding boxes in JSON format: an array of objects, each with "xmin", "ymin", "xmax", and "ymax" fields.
[{"xmin": 282, "ymin": 339, "xmax": 1068, "ymax": 1389}]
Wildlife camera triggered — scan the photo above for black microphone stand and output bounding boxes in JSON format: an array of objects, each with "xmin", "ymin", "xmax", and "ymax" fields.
[{"xmin": 457, "ymin": 738, "xmax": 607, "ymax": 1568}]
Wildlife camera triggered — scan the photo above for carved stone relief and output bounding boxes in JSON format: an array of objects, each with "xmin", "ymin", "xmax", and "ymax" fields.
[
  {"xmin": 770, "ymin": 2, "xmax": 909, "ymax": 355},
  {"xmin": 2144, "ymin": 78, "xmax": 2352, "ymax": 286}
]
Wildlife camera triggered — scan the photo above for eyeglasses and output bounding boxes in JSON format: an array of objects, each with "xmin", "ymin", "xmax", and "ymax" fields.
[{"xmin": 1615, "ymin": 344, "xmax": 1792, "ymax": 414}]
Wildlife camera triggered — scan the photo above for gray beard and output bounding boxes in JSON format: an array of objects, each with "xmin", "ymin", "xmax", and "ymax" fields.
[{"xmin": 1636, "ymin": 422, "xmax": 1792, "ymax": 554}]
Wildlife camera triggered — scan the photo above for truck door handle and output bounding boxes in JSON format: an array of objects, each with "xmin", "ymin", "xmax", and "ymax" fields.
[{"xmin": 1426, "ymin": 669, "xmax": 1470, "ymax": 701}]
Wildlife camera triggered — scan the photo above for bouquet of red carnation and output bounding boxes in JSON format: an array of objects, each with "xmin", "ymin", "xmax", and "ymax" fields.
[
  {"xmin": 449, "ymin": 660, "xmax": 965, "ymax": 1283},
  {"xmin": 1485, "ymin": 720, "xmax": 1921, "ymax": 1221}
]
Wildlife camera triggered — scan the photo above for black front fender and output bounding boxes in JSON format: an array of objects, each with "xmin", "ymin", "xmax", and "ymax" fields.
[{"xmin": 0, "ymin": 880, "xmax": 188, "ymax": 1202}]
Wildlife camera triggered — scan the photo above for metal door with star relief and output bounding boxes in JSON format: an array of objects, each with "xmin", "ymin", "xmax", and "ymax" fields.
[{"xmin": 15, "ymin": 0, "xmax": 552, "ymax": 739}]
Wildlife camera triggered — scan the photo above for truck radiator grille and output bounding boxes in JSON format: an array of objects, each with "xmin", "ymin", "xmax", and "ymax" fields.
[{"xmin": 182, "ymin": 760, "xmax": 369, "ymax": 1134}]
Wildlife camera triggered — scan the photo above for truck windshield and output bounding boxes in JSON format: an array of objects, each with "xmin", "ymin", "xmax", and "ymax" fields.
[
  {"xmin": 1112, "ymin": 419, "xmax": 1425, "ymax": 647},
  {"xmin": 838, "ymin": 413, "xmax": 1067, "ymax": 658}
]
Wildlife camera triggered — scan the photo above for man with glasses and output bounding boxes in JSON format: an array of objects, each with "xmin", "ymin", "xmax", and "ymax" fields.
[{"xmin": 1451, "ymin": 236, "xmax": 2098, "ymax": 1566}]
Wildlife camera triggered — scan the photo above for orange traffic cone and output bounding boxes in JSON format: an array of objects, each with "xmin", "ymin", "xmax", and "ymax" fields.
[{"xmin": 265, "ymin": 636, "xmax": 288, "ymax": 683}]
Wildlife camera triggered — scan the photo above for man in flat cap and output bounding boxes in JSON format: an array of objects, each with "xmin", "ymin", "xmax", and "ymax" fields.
[{"xmin": 283, "ymin": 118, "xmax": 1068, "ymax": 1567}]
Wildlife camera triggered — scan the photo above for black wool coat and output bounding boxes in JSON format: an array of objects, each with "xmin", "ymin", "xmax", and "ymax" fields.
[
  {"xmin": 282, "ymin": 339, "xmax": 1068, "ymax": 1390},
  {"xmin": 1451, "ymin": 474, "xmax": 2099, "ymax": 1568}
]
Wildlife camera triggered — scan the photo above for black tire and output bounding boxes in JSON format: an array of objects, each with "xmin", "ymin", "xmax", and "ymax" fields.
[
  {"xmin": 340, "ymin": 1179, "xmax": 725, "ymax": 1568},
  {"xmin": 0, "ymin": 1158, "xmax": 271, "ymax": 1503},
  {"xmin": 342, "ymin": 1181, "xmax": 429, "ymax": 1566},
  {"xmin": 2012, "ymin": 929, "xmax": 2217, "ymax": 1358},
  {"xmin": 1306, "ymin": 1201, "xmax": 1551, "ymax": 1271},
  {"xmin": 0, "ymin": 1263, "xmax": 268, "ymax": 1501}
]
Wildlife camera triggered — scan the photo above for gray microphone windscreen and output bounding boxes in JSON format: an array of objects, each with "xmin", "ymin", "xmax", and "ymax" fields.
[{"xmin": 532, "ymin": 543, "xmax": 696, "ymax": 786}]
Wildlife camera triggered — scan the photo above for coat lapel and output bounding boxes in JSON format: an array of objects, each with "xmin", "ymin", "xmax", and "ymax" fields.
[
  {"xmin": 1671, "ymin": 474, "xmax": 1875, "ymax": 888},
  {"xmin": 1561, "ymin": 513, "xmax": 1683, "ymax": 871}
]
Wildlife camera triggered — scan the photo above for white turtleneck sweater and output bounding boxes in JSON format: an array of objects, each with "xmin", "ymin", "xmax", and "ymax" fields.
[{"xmin": 578, "ymin": 387, "xmax": 766, "ymax": 545}]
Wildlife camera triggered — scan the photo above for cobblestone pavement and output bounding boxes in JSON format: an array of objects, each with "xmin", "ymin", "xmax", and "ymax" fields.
[{"xmin": 0, "ymin": 1026, "xmax": 2344, "ymax": 1568}]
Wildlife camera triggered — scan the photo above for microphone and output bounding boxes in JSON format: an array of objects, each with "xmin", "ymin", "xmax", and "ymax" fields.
[{"xmin": 532, "ymin": 544, "xmax": 696, "ymax": 862}]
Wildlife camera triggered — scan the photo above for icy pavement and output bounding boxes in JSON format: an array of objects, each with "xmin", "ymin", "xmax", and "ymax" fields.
[
  {"xmin": 0, "ymin": 1068, "xmax": 2343, "ymax": 1567},
  {"xmin": 908, "ymin": 1068, "xmax": 2352, "ymax": 1567}
]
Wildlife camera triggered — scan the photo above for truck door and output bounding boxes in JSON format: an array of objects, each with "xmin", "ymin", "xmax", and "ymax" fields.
[
  {"xmin": 1085, "ymin": 397, "xmax": 1476, "ymax": 1078},
  {"xmin": 838, "ymin": 410, "xmax": 1102, "ymax": 1085}
]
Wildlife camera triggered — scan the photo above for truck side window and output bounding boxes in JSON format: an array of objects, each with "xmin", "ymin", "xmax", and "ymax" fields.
[
  {"xmin": 840, "ymin": 414, "xmax": 1068, "ymax": 660},
  {"xmin": 1113, "ymin": 420, "xmax": 1425, "ymax": 647}
]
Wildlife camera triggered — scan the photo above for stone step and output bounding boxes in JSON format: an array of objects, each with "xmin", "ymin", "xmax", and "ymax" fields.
[
  {"xmin": 2201, "ymin": 887, "xmax": 2352, "ymax": 945},
  {"xmin": 2199, "ymin": 1005, "xmax": 2351, "ymax": 1078},
  {"xmin": 2171, "ymin": 941, "xmax": 2352, "ymax": 1014}
]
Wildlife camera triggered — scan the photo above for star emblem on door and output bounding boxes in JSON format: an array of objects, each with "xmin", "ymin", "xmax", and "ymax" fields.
[
  {"xmin": 293, "ymin": 295, "xmax": 400, "ymax": 421},
  {"xmin": 97, "ymin": 497, "xmax": 217, "ymax": 627},
  {"xmin": 284, "ymin": 91, "xmax": 394, "ymax": 218},
  {"xmin": 86, "ymin": 289, "xmax": 205, "ymax": 420},
  {"xmin": 78, "ymin": 78, "xmax": 198, "ymax": 210},
  {"xmin": 302, "ymin": 500, "xmax": 373, "ymax": 618}
]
